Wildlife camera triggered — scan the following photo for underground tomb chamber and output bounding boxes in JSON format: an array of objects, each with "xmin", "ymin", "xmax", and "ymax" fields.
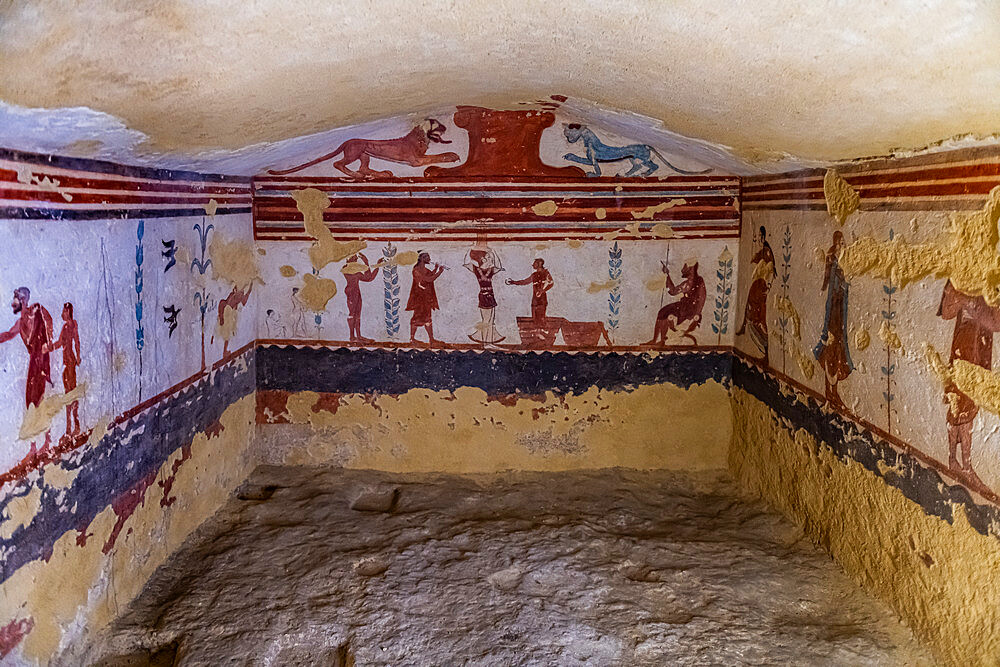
[{"xmin": 4, "ymin": 33, "xmax": 1000, "ymax": 661}]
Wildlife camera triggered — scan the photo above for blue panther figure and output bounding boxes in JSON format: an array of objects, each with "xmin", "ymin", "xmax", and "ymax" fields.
[{"xmin": 562, "ymin": 123, "xmax": 711, "ymax": 177}]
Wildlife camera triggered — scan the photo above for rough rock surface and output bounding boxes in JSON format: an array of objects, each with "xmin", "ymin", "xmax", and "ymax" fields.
[{"xmin": 81, "ymin": 467, "xmax": 932, "ymax": 666}]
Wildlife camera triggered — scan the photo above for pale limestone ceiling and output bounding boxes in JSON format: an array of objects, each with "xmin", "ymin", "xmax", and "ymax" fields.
[{"xmin": 1, "ymin": 0, "xmax": 999, "ymax": 173}]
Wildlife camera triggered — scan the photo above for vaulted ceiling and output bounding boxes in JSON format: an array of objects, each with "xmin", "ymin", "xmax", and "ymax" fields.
[{"xmin": 1, "ymin": 0, "xmax": 998, "ymax": 174}]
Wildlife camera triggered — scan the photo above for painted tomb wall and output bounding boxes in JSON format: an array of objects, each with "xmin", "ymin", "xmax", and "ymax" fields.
[
  {"xmin": 0, "ymin": 149, "xmax": 259, "ymax": 663},
  {"xmin": 733, "ymin": 147, "xmax": 1000, "ymax": 664},
  {"xmin": 253, "ymin": 104, "xmax": 739, "ymax": 473}
]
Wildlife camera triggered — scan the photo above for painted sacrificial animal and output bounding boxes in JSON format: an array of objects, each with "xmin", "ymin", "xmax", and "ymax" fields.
[
  {"xmin": 562, "ymin": 123, "xmax": 712, "ymax": 177},
  {"xmin": 267, "ymin": 119, "xmax": 461, "ymax": 178}
]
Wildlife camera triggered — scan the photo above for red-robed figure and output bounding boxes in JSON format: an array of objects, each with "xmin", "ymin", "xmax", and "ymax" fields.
[
  {"xmin": 344, "ymin": 253, "xmax": 379, "ymax": 343},
  {"xmin": 737, "ymin": 226, "xmax": 775, "ymax": 364},
  {"xmin": 938, "ymin": 280, "xmax": 1000, "ymax": 475},
  {"xmin": 406, "ymin": 252, "xmax": 447, "ymax": 345},
  {"xmin": 0, "ymin": 287, "xmax": 54, "ymax": 407}
]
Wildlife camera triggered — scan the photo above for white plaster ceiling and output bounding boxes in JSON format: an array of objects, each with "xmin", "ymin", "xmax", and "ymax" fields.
[{"xmin": 1, "ymin": 0, "xmax": 999, "ymax": 174}]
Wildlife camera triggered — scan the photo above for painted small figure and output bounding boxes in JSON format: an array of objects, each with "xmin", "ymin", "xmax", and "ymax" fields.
[
  {"xmin": 464, "ymin": 247, "xmax": 505, "ymax": 345},
  {"xmin": 0, "ymin": 287, "xmax": 54, "ymax": 408},
  {"xmin": 344, "ymin": 252, "xmax": 379, "ymax": 343},
  {"xmin": 813, "ymin": 231, "xmax": 853, "ymax": 407},
  {"xmin": 50, "ymin": 302, "xmax": 81, "ymax": 436},
  {"xmin": 506, "ymin": 258, "xmax": 553, "ymax": 321},
  {"xmin": 645, "ymin": 259, "xmax": 706, "ymax": 346},
  {"xmin": 736, "ymin": 226, "xmax": 775, "ymax": 365},
  {"xmin": 406, "ymin": 252, "xmax": 447, "ymax": 345},
  {"xmin": 937, "ymin": 280, "xmax": 1000, "ymax": 477}
]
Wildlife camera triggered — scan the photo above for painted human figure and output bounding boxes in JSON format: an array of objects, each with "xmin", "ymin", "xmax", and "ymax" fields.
[
  {"xmin": 264, "ymin": 309, "xmax": 287, "ymax": 338},
  {"xmin": 645, "ymin": 259, "xmax": 706, "ymax": 345},
  {"xmin": 344, "ymin": 252, "xmax": 379, "ymax": 343},
  {"xmin": 49, "ymin": 302, "xmax": 81, "ymax": 435},
  {"xmin": 0, "ymin": 287, "xmax": 54, "ymax": 408},
  {"xmin": 406, "ymin": 252, "xmax": 447, "ymax": 344},
  {"xmin": 506, "ymin": 258, "xmax": 553, "ymax": 320},
  {"xmin": 937, "ymin": 280, "xmax": 1000, "ymax": 475},
  {"xmin": 464, "ymin": 248, "xmax": 505, "ymax": 344},
  {"xmin": 290, "ymin": 287, "xmax": 309, "ymax": 337},
  {"xmin": 736, "ymin": 226, "xmax": 775, "ymax": 365},
  {"xmin": 813, "ymin": 231, "xmax": 853, "ymax": 407}
]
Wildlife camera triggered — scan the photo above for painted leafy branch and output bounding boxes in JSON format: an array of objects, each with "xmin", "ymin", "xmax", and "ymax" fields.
[
  {"xmin": 135, "ymin": 220, "xmax": 145, "ymax": 399},
  {"xmin": 607, "ymin": 242, "xmax": 623, "ymax": 332},
  {"xmin": 383, "ymin": 242, "xmax": 400, "ymax": 337},
  {"xmin": 776, "ymin": 224, "xmax": 792, "ymax": 373},
  {"xmin": 191, "ymin": 219, "xmax": 215, "ymax": 371},
  {"xmin": 712, "ymin": 246, "xmax": 733, "ymax": 344},
  {"xmin": 881, "ymin": 228, "xmax": 898, "ymax": 436}
]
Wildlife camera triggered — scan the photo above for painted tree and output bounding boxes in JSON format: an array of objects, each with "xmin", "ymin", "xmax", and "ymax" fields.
[
  {"xmin": 607, "ymin": 242, "xmax": 623, "ymax": 337},
  {"xmin": 881, "ymin": 228, "xmax": 898, "ymax": 436},
  {"xmin": 191, "ymin": 219, "xmax": 215, "ymax": 371},
  {"xmin": 712, "ymin": 246, "xmax": 734, "ymax": 344},
  {"xmin": 775, "ymin": 224, "xmax": 792, "ymax": 373},
  {"xmin": 382, "ymin": 242, "xmax": 400, "ymax": 338},
  {"xmin": 134, "ymin": 220, "xmax": 145, "ymax": 400}
]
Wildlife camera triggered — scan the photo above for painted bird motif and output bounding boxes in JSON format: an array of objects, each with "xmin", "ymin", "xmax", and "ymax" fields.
[
  {"xmin": 163, "ymin": 305, "xmax": 181, "ymax": 337},
  {"xmin": 161, "ymin": 239, "xmax": 178, "ymax": 272}
]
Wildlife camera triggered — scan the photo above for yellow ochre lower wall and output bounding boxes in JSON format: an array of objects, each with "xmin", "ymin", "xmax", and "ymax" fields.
[
  {"xmin": 729, "ymin": 388, "xmax": 1000, "ymax": 666},
  {"xmin": 257, "ymin": 381, "xmax": 732, "ymax": 473},
  {"xmin": 2, "ymin": 396, "xmax": 256, "ymax": 666}
]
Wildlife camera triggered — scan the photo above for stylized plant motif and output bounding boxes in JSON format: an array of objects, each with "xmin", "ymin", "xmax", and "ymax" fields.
[
  {"xmin": 881, "ymin": 228, "xmax": 898, "ymax": 436},
  {"xmin": 607, "ymin": 242, "xmax": 623, "ymax": 335},
  {"xmin": 712, "ymin": 246, "xmax": 734, "ymax": 344},
  {"xmin": 382, "ymin": 242, "xmax": 400, "ymax": 338},
  {"xmin": 775, "ymin": 224, "xmax": 792, "ymax": 373},
  {"xmin": 135, "ymin": 220, "xmax": 145, "ymax": 399},
  {"xmin": 191, "ymin": 219, "xmax": 215, "ymax": 370}
]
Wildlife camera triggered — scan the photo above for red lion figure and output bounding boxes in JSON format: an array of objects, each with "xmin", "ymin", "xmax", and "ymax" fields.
[{"xmin": 267, "ymin": 119, "xmax": 460, "ymax": 179}]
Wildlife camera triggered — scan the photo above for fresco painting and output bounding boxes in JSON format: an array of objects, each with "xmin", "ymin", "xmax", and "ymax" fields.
[
  {"xmin": 0, "ymin": 149, "xmax": 257, "ymax": 661},
  {"xmin": 739, "ymin": 150, "xmax": 1000, "ymax": 509},
  {"xmin": 254, "ymin": 104, "xmax": 735, "ymax": 352}
]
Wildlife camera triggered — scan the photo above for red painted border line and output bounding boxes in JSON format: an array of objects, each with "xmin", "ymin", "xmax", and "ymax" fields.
[
  {"xmin": 0, "ymin": 168, "xmax": 251, "ymax": 196},
  {"xmin": 734, "ymin": 348, "xmax": 1000, "ymax": 506},
  {"xmin": 254, "ymin": 233, "xmax": 739, "ymax": 242},
  {"xmin": 254, "ymin": 175, "xmax": 741, "ymax": 185},
  {"xmin": 0, "ymin": 188, "xmax": 251, "ymax": 207},
  {"xmin": 257, "ymin": 338, "xmax": 733, "ymax": 354},
  {"xmin": 0, "ymin": 339, "xmax": 256, "ymax": 489}
]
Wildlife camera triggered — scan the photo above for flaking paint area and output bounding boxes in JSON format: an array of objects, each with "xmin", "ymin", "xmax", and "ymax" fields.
[
  {"xmin": 1, "ymin": 396, "xmax": 256, "ymax": 665},
  {"xmin": 729, "ymin": 388, "xmax": 1000, "ymax": 666},
  {"xmin": 256, "ymin": 381, "xmax": 731, "ymax": 473}
]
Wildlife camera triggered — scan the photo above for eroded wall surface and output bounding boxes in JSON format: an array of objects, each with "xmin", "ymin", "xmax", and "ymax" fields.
[
  {"xmin": 735, "ymin": 147, "xmax": 1000, "ymax": 663},
  {"xmin": 0, "ymin": 150, "xmax": 259, "ymax": 663},
  {"xmin": 254, "ymin": 104, "xmax": 738, "ymax": 471}
]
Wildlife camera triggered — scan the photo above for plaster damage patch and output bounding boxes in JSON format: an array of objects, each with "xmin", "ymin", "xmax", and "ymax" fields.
[
  {"xmin": 823, "ymin": 169, "xmax": 860, "ymax": 225},
  {"xmin": 298, "ymin": 274, "xmax": 337, "ymax": 311},
  {"xmin": 279, "ymin": 265, "xmax": 297, "ymax": 278},
  {"xmin": 631, "ymin": 199, "xmax": 686, "ymax": 220},
  {"xmin": 291, "ymin": 188, "xmax": 367, "ymax": 270},
  {"xmin": 19, "ymin": 384, "xmax": 86, "ymax": 441},
  {"xmin": 840, "ymin": 185, "xmax": 1000, "ymax": 305},
  {"xmin": 531, "ymin": 200, "xmax": 559, "ymax": 216}
]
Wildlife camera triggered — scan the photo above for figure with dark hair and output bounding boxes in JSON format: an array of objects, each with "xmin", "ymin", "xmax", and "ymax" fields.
[
  {"xmin": 813, "ymin": 232, "xmax": 853, "ymax": 406},
  {"xmin": 506, "ymin": 258, "xmax": 553, "ymax": 320},
  {"xmin": 49, "ymin": 302, "xmax": 81, "ymax": 435},
  {"xmin": 406, "ymin": 251, "xmax": 447, "ymax": 344},
  {"xmin": 0, "ymin": 287, "xmax": 54, "ymax": 407},
  {"xmin": 344, "ymin": 252, "xmax": 379, "ymax": 343},
  {"xmin": 737, "ymin": 226, "xmax": 775, "ymax": 364},
  {"xmin": 464, "ymin": 247, "xmax": 504, "ymax": 344}
]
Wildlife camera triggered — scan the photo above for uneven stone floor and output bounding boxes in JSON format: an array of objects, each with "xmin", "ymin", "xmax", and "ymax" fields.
[{"xmin": 82, "ymin": 467, "xmax": 933, "ymax": 666}]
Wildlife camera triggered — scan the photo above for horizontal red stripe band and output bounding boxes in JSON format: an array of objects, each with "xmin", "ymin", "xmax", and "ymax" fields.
[{"xmin": 0, "ymin": 167, "xmax": 251, "ymax": 196}]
